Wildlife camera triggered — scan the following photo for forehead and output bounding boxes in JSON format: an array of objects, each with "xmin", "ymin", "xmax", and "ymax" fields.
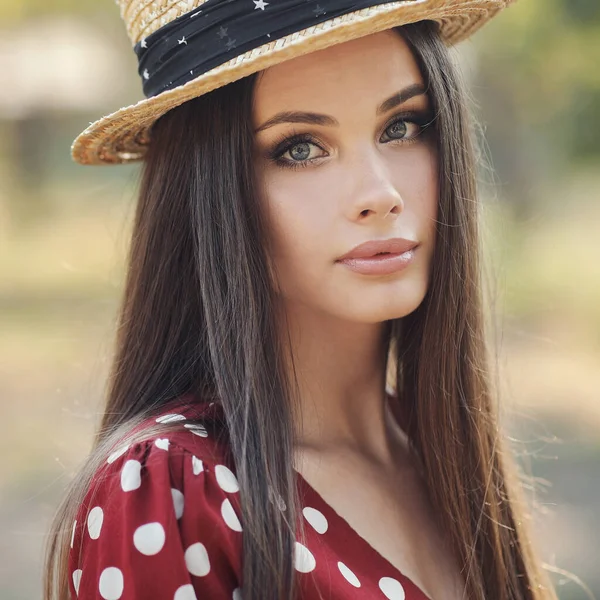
[{"xmin": 253, "ymin": 29, "xmax": 424, "ymax": 120}]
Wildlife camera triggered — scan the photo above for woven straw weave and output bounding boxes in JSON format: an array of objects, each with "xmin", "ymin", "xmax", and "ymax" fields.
[{"xmin": 73, "ymin": 0, "xmax": 515, "ymax": 165}]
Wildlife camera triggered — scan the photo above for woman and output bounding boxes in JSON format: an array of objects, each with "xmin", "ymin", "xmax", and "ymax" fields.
[{"xmin": 44, "ymin": 1, "xmax": 558, "ymax": 599}]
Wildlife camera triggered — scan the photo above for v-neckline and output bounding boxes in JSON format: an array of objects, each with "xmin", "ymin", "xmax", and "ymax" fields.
[
  {"xmin": 170, "ymin": 394, "xmax": 432, "ymax": 598},
  {"xmin": 294, "ymin": 461, "xmax": 432, "ymax": 599}
]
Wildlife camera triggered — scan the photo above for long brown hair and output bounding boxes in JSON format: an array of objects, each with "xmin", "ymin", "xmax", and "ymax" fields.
[{"xmin": 44, "ymin": 20, "xmax": 558, "ymax": 600}]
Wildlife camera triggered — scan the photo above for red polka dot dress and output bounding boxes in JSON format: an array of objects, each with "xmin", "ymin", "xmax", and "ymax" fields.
[{"xmin": 68, "ymin": 397, "xmax": 431, "ymax": 599}]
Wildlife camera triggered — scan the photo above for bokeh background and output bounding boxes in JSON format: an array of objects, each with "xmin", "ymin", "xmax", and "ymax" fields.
[{"xmin": 1, "ymin": 1, "xmax": 599, "ymax": 598}]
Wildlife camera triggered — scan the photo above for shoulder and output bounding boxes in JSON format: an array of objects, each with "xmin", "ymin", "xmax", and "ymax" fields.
[
  {"xmin": 69, "ymin": 397, "xmax": 243, "ymax": 599},
  {"xmin": 107, "ymin": 396, "xmax": 233, "ymax": 468},
  {"xmin": 91, "ymin": 396, "xmax": 239, "ymax": 513}
]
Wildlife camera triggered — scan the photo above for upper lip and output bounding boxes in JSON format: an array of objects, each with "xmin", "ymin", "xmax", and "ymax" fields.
[{"xmin": 337, "ymin": 237, "xmax": 419, "ymax": 260}]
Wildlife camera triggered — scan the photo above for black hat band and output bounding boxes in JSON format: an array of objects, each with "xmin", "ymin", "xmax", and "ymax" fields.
[{"xmin": 134, "ymin": 0, "xmax": 417, "ymax": 98}]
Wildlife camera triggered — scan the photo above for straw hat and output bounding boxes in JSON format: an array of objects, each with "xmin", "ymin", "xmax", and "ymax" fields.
[{"xmin": 72, "ymin": 0, "xmax": 515, "ymax": 166}]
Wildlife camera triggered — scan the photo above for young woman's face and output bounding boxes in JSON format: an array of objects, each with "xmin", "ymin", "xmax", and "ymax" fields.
[{"xmin": 252, "ymin": 29, "xmax": 438, "ymax": 323}]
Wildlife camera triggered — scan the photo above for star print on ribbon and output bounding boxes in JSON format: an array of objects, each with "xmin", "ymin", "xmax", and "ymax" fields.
[{"xmin": 134, "ymin": 0, "xmax": 420, "ymax": 98}]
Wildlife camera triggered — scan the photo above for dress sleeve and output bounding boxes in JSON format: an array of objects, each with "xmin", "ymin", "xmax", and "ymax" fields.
[{"xmin": 68, "ymin": 435, "xmax": 243, "ymax": 600}]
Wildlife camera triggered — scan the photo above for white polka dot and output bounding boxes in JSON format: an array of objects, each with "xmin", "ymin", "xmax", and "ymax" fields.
[
  {"xmin": 133, "ymin": 522, "xmax": 166, "ymax": 555},
  {"xmin": 174, "ymin": 584, "xmax": 198, "ymax": 600},
  {"xmin": 184, "ymin": 423, "xmax": 208, "ymax": 437},
  {"xmin": 184, "ymin": 542, "xmax": 211, "ymax": 576},
  {"xmin": 156, "ymin": 413, "xmax": 186, "ymax": 424},
  {"xmin": 192, "ymin": 456, "xmax": 204, "ymax": 475},
  {"xmin": 107, "ymin": 444, "xmax": 130, "ymax": 464},
  {"xmin": 221, "ymin": 498, "xmax": 242, "ymax": 531},
  {"xmin": 215, "ymin": 465, "xmax": 239, "ymax": 493},
  {"xmin": 72, "ymin": 569, "xmax": 82, "ymax": 595},
  {"xmin": 338, "ymin": 561, "xmax": 361, "ymax": 587},
  {"xmin": 155, "ymin": 438, "xmax": 170, "ymax": 451},
  {"xmin": 87, "ymin": 506, "xmax": 104, "ymax": 540},
  {"xmin": 302, "ymin": 506, "xmax": 328, "ymax": 534},
  {"xmin": 172, "ymin": 488, "xmax": 184, "ymax": 519},
  {"xmin": 379, "ymin": 576, "xmax": 406, "ymax": 600},
  {"xmin": 294, "ymin": 541, "xmax": 316, "ymax": 573},
  {"xmin": 232, "ymin": 588, "xmax": 243, "ymax": 600},
  {"xmin": 70, "ymin": 520, "xmax": 77, "ymax": 549},
  {"xmin": 98, "ymin": 567, "xmax": 124, "ymax": 600},
  {"xmin": 121, "ymin": 459, "xmax": 142, "ymax": 492}
]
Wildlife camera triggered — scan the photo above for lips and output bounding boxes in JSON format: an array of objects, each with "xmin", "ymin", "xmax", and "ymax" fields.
[{"xmin": 337, "ymin": 238, "xmax": 419, "ymax": 261}]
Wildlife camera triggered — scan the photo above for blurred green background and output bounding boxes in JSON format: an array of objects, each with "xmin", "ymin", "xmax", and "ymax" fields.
[{"xmin": 0, "ymin": 1, "xmax": 599, "ymax": 598}]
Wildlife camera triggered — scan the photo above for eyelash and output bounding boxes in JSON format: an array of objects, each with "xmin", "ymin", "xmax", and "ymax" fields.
[{"xmin": 267, "ymin": 111, "xmax": 434, "ymax": 171}]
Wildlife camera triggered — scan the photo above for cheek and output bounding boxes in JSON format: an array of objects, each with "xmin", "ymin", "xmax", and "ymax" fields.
[
  {"xmin": 261, "ymin": 171, "xmax": 337, "ymax": 264},
  {"xmin": 396, "ymin": 146, "xmax": 439, "ymax": 226}
]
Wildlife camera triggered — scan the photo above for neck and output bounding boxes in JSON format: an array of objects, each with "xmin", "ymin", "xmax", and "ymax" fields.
[{"xmin": 278, "ymin": 300, "xmax": 403, "ymax": 467}]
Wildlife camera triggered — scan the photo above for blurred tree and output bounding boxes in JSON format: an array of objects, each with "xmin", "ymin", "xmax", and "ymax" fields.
[
  {"xmin": 0, "ymin": 0, "xmax": 103, "ymax": 24},
  {"xmin": 562, "ymin": 0, "xmax": 600, "ymax": 24},
  {"xmin": 0, "ymin": 11, "xmax": 137, "ymax": 227},
  {"xmin": 472, "ymin": 0, "xmax": 600, "ymax": 220}
]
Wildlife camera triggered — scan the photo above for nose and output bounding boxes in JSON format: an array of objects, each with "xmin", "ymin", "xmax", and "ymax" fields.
[{"xmin": 346, "ymin": 151, "xmax": 404, "ymax": 223}]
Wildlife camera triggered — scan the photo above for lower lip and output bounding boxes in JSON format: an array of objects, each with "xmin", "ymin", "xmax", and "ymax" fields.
[{"xmin": 337, "ymin": 247, "xmax": 418, "ymax": 275}]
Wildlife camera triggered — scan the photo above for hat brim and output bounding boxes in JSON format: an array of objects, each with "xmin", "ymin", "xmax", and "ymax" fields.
[{"xmin": 72, "ymin": 0, "xmax": 511, "ymax": 165}]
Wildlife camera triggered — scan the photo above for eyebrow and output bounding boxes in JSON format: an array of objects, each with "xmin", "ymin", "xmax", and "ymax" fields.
[{"xmin": 254, "ymin": 82, "xmax": 427, "ymax": 134}]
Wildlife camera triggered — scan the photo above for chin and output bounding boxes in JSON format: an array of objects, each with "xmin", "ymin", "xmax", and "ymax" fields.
[
  {"xmin": 331, "ymin": 294, "xmax": 427, "ymax": 324},
  {"xmin": 366, "ymin": 304, "xmax": 423, "ymax": 324},
  {"xmin": 344, "ymin": 281, "xmax": 429, "ymax": 322}
]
